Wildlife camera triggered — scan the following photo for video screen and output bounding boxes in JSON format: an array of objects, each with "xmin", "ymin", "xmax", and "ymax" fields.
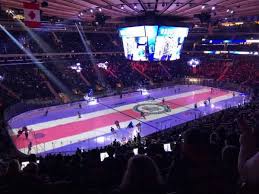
[{"xmin": 119, "ymin": 26, "xmax": 189, "ymax": 61}]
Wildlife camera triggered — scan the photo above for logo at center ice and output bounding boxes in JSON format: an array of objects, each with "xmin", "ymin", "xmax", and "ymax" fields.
[{"xmin": 133, "ymin": 103, "xmax": 170, "ymax": 115}]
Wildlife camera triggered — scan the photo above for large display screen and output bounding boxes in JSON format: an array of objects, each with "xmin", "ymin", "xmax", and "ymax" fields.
[{"xmin": 119, "ymin": 26, "xmax": 189, "ymax": 61}]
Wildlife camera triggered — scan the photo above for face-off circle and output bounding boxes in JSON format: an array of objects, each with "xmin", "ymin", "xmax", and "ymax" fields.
[{"xmin": 133, "ymin": 103, "xmax": 171, "ymax": 115}]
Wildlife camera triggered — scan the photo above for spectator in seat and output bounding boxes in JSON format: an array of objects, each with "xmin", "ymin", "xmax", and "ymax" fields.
[
  {"xmin": 167, "ymin": 128, "xmax": 225, "ymax": 194},
  {"xmin": 4, "ymin": 159, "xmax": 23, "ymax": 193},
  {"xmin": 5, "ymin": 159, "xmax": 21, "ymax": 178},
  {"xmin": 221, "ymin": 145, "xmax": 240, "ymax": 194},
  {"xmin": 114, "ymin": 155, "xmax": 165, "ymax": 194},
  {"xmin": 238, "ymin": 115, "xmax": 259, "ymax": 193}
]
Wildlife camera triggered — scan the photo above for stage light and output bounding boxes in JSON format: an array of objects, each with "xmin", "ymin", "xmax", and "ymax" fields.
[
  {"xmin": 212, "ymin": 6, "xmax": 215, "ymax": 10},
  {"xmin": 97, "ymin": 61, "xmax": 108, "ymax": 70},
  {"xmin": 189, "ymin": 78, "xmax": 199, "ymax": 83},
  {"xmin": 90, "ymin": 9, "xmax": 94, "ymax": 13},
  {"xmin": 0, "ymin": 75, "xmax": 4, "ymax": 81},
  {"xmin": 226, "ymin": 9, "xmax": 230, "ymax": 12},
  {"xmin": 71, "ymin": 62, "xmax": 82, "ymax": 73},
  {"xmin": 88, "ymin": 98, "xmax": 98, "ymax": 105},
  {"xmin": 230, "ymin": 10, "xmax": 234, "ymax": 14},
  {"xmin": 201, "ymin": 5, "xmax": 205, "ymax": 9},
  {"xmin": 6, "ymin": 9, "xmax": 14, "ymax": 15},
  {"xmin": 98, "ymin": 7, "xmax": 102, "ymax": 12},
  {"xmin": 134, "ymin": 4, "xmax": 137, "ymax": 9},
  {"xmin": 120, "ymin": 5, "xmax": 124, "ymax": 9},
  {"xmin": 188, "ymin": 58, "xmax": 200, "ymax": 67},
  {"xmin": 137, "ymin": 88, "xmax": 149, "ymax": 96}
]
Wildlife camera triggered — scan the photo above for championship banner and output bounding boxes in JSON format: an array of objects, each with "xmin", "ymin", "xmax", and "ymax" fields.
[{"xmin": 23, "ymin": 2, "xmax": 41, "ymax": 28}]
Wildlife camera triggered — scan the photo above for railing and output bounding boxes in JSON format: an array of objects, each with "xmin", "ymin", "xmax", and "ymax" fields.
[
  {"xmin": 3, "ymin": 78, "xmax": 251, "ymax": 123},
  {"xmin": 4, "ymin": 78, "xmax": 253, "ymax": 156},
  {"xmin": 3, "ymin": 79, "xmax": 180, "ymax": 122}
]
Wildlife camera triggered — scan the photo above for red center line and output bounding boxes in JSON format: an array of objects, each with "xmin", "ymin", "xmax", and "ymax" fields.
[{"xmin": 14, "ymin": 90, "xmax": 228, "ymax": 149}]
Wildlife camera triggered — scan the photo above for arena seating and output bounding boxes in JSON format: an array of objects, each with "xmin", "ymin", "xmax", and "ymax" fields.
[
  {"xmin": 0, "ymin": 101, "xmax": 258, "ymax": 194},
  {"xmin": 0, "ymin": 23, "xmax": 259, "ymax": 194}
]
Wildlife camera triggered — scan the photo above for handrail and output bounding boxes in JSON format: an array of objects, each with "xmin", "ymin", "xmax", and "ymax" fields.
[{"xmin": 3, "ymin": 78, "xmax": 251, "ymax": 123}]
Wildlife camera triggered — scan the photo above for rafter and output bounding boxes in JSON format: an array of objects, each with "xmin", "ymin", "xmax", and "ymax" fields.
[
  {"xmin": 138, "ymin": 0, "xmax": 146, "ymax": 12},
  {"xmin": 119, "ymin": 0, "xmax": 140, "ymax": 13},
  {"xmin": 154, "ymin": 0, "xmax": 159, "ymax": 11},
  {"xmin": 166, "ymin": 0, "xmax": 195, "ymax": 14},
  {"xmin": 159, "ymin": 0, "xmax": 177, "ymax": 15},
  {"xmin": 0, "ymin": 0, "xmax": 258, "ymax": 23}
]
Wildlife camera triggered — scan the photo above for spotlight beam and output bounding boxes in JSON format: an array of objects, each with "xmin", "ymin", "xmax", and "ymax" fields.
[
  {"xmin": 17, "ymin": 20, "xmax": 54, "ymax": 53},
  {"xmin": 0, "ymin": 24, "xmax": 71, "ymax": 97},
  {"xmin": 75, "ymin": 23, "xmax": 106, "ymax": 87}
]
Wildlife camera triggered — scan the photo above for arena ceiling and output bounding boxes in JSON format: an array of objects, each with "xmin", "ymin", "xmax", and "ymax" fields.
[{"xmin": 1, "ymin": 0, "xmax": 259, "ymax": 23}]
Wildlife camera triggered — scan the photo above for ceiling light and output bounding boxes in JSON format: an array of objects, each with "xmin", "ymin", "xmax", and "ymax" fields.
[
  {"xmin": 98, "ymin": 8, "xmax": 102, "ymax": 12},
  {"xmin": 201, "ymin": 5, "xmax": 205, "ymax": 9},
  {"xmin": 120, "ymin": 5, "xmax": 124, "ymax": 9},
  {"xmin": 90, "ymin": 9, "xmax": 94, "ymax": 13},
  {"xmin": 230, "ymin": 10, "xmax": 234, "ymax": 14},
  {"xmin": 212, "ymin": 6, "xmax": 215, "ymax": 10},
  {"xmin": 226, "ymin": 9, "xmax": 230, "ymax": 12},
  {"xmin": 134, "ymin": 4, "xmax": 137, "ymax": 9}
]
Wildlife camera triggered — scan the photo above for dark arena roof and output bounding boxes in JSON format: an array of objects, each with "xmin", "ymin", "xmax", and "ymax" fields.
[
  {"xmin": 0, "ymin": 1, "xmax": 259, "ymax": 194},
  {"xmin": 1, "ymin": 0, "xmax": 259, "ymax": 23}
]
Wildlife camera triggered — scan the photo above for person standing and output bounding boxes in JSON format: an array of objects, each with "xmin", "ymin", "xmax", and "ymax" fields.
[
  {"xmin": 115, "ymin": 120, "xmax": 121, "ymax": 129},
  {"xmin": 141, "ymin": 111, "xmax": 146, "ymax": 119},
  {"xmin": 22, "ymin": 126, "xmax": 29, "ymax": 139},
  {"xmin": 17, "ymin": 129, "xmax": 23, "ymax": 138},
  {"xmin": 44, "ymin": 110, "xmax": 48, "ymax": 116},
  {"xmin": 111, "ymin": 127, "xmax": 116, "ymax": 133},
  {"xmin": 136, "ymin": 122, "xmax": 142, "ymax": 133},
  {"xmin": 28, "ymin": 141, "xmax": 32, "ymax": 154}
]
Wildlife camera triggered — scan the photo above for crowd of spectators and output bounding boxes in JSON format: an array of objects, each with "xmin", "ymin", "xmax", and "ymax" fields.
[
  {"xmin": 0, "ymin": 28, "xmax": 259, "ymax": 194},
  {"xmin": 0, "ymin": 54, "xmax": 189, "ymax": 109},
  {"xmin": 0, "ymin": 31, "xmax": 123, "ymax": 54},
  {"xmin": 0, "ymin": 100, "xmax": 258, "ymax": 194},
  {"xmin": 196, "ymin": 56, "xmax": 259, "ymax": 86}
]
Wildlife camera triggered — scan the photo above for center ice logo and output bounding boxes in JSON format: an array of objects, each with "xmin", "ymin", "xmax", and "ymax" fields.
[{"xmin": 133, "ymin": 103, "xmax": 170, "ymax": 115}]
